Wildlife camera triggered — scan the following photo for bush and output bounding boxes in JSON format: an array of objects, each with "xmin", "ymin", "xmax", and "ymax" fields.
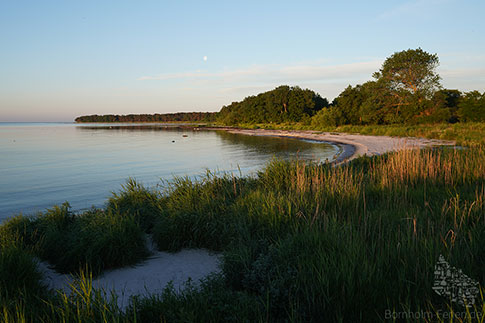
[{"xmin": 311, "ymin": 107, "xmax": 341, "ymax": 127}]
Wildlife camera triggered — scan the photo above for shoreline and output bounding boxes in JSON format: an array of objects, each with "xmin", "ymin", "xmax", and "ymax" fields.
[{"xmin": 212, "ymin": 128, "xmax": 456, "ymax": 164}]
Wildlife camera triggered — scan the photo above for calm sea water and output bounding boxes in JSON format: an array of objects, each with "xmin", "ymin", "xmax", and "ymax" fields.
[{"xmin": 0, "ymin": 123, "xmax": 339, "ymax": 220}]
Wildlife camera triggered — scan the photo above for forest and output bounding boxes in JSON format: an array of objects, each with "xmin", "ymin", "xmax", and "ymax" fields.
[
  {"xmin": 75, "ymin": 48, "xmax": 485, "ymax": 127},
  {"xmin": 75, "ymin": 112, "xmax": 217, "ymax": 123}
]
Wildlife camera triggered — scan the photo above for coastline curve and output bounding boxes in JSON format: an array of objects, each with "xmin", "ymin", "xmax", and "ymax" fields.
[{"xmin": 217, "ymin": 128, "xmax": 455, "ymax": 164}]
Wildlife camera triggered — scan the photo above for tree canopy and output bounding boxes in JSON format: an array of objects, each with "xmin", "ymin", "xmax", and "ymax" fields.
[
  {"xmin": 373, "ymin": 48, "xmax": 441, "ymax": 97},
  {"xmin": 75, "ymin": 112, "xmax": 217, "ymax": 123},
  {"xmin": 217, "ymin": 85, "xmax": 328, "ymax": 125},
  {"xmin": 310, "ymin": 48, "xmax": 483, "ymax": 126}
]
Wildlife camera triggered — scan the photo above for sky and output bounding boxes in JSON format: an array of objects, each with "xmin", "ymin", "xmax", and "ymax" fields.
[{"xmin": 1, "ymin": 0, "xmax": 484, "ymax": 122}]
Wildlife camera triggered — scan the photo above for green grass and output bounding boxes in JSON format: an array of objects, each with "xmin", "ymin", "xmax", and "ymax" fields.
[
  {"xmin": 1, "ymin": 202, "xmax": 149, "ymax": 275},
  {"xmin": 1, "ymin": 145, "xmax": 485, "ymax": 321}
]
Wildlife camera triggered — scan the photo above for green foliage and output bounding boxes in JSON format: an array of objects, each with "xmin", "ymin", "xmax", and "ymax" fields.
[
  {"xmin": 217, "ymin": 85, "xmax": 328, "ymax": 125},
  {"xmin": 309, "ymin": 48, "xmax": 468, "ymax": 127},
  {"xmin": 432, "ymin": 89, "xmax": 462, "ymax": 122},
  {"xmin": 373, "ymin": 47, "xmax": 441, "ymax": 98},
  {"xmin": 311, "ymin": 106, "xmax": 341, "ymax": 127},
  {"xmin": 75, "ymin": 111, "xmax": 217, "ymax": 123},
  {"xmin": 458, "ymin": 91, "xmax": 485, "ymax": 122}
]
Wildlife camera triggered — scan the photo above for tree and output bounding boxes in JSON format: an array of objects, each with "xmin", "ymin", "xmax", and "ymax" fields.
[
  {"xmin": 420, "ymin": 89, "xmax": 462, "ymax": 123},
  {"xmin": 331, "ymin": 85, "xmax": 367, "ymax": 125},
  {"xmin": 216, "ymin": 86, "xmax": 329, "ymax": 125},
  {"xmin": 373, "ymin": 48, "xmax": 441, "ymax": 97},
  {"xmin": 458, "ymin": 91, "xmax": 485, "ymax": 122},
  {"xmin": 373, "ymin": 48, "xmax": 441, "ymax": 122}
]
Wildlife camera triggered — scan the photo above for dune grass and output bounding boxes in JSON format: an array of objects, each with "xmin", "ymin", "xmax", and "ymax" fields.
[
  {"xmin": 1, "ymin": 202, "xmax": 149, "ymax": 275},
  {"xmin": 1, "ymin": 145, "xmax": 484, "ymax": 321}
]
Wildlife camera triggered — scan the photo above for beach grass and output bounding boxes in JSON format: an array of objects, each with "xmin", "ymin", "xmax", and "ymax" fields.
[
  {"xmin": 0, "ymin": 202, "xmax": 149, "ymax": 275},
  {"xmin": 1, "ymin": 145, "xmax": 484, "ymax": 321}
]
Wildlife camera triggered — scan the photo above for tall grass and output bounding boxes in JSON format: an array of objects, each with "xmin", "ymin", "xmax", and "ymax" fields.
[
  {"xmin": 107, "ymin": 177, "xmax": 163, "ymax": 232},
  {"xmin": 1, "ymin": 146, "xmax": 484, "ymax": 321},
  {"xmin": 1, "ymin": 267, "xmax": 127, "ymax": 323},
  {"xmin": 1, "ymin": 202, "xmax": 149, "ymax": 275},
  {"xmin": 149, "ymin": 146, "xmax": 485, "ymax": 321}
]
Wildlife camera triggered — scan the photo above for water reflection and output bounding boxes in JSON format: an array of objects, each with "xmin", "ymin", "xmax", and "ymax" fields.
[
  {"xmin": 214, "ymin": 130, "xmax": 337, "ymax": 162},
  {"xmin": 75, "ymin": 124, "xmax": 338, "ymax": 162},
  {"xmin": 76, "ymin": 124, "xmax": 190, "ymax": 132},
  {"xmin": 1, "ymin": 123, "xmax": 338, "ymax": 219}
]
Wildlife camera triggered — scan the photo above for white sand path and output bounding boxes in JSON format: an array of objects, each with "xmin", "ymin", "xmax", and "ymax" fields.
[{"xmin": 37, "ymin": 248, "xmax": 221, "ymax": 310}]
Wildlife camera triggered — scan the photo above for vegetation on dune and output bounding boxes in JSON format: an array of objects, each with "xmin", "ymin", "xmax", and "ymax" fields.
[{"xmin": 2, "ymin": 146, "xmax": 485, "ymax": 321}]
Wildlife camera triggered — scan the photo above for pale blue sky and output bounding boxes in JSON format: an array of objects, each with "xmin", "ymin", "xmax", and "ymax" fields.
[{"xmin": 1, "ymin": 0, "xmax": 484, "ymax": 121}]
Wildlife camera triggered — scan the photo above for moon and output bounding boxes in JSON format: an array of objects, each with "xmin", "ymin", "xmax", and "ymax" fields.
[{"xmin": 203, "ymin": 56, "xmax": 208, "ymax": 61}]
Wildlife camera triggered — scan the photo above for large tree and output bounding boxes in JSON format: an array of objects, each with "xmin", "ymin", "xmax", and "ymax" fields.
[
  {"xmin": 372, "ymin": 48, "xmax": 441, "ymax": 122},
  {"xmin": 373, "ymin": 48, "xmax": 441, "ymax": 96}
]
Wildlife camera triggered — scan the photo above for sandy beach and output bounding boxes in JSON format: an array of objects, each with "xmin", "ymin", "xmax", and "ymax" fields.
[{"xmin": 223, "ymin": 128, "xmax": 456, "ymax": 164}]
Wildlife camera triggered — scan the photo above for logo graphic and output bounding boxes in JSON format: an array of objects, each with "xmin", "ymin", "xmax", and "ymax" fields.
[{"xmin": 432, "ymin": 255, "xmax": 479, "ymax": 307}]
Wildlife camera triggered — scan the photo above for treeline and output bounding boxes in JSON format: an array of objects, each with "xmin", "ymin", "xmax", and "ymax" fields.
[
  {"xmin": 75, "ymin": 112, "xmax": 217, "ymax": 123},
  {"xmin": 312, "ymin": 48, "xmax": 485, "ymax": 126},
  {"xmin": 217, "ymin": 48, "xmax": 485, "ymax": 127},
  {"xmin": 313, "ymin": 86, "xmax": 485, "ymax": 127},
  {"xmin": 75, "ymin": 48, "xmax": 484, "ymax": 126},
  {"xmin": 217, "ymin": 85, "xmax": 329, "ymax": 125}
]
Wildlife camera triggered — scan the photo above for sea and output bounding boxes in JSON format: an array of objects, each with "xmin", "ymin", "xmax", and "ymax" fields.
[{"xmin": 0, "ymin": 123, "xmax": 339, "ymax": 221}]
